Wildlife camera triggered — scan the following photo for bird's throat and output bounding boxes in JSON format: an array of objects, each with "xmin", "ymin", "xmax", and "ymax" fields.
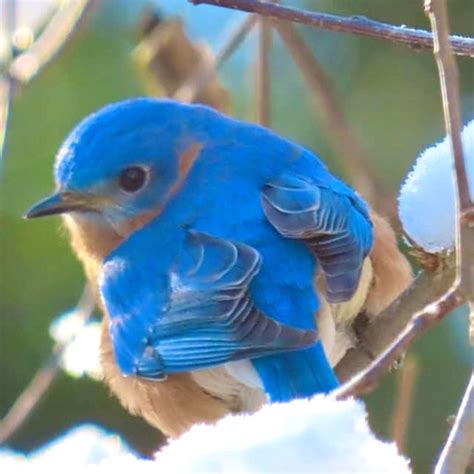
[{"xmin": 63, "ymin": 208, "xmax": 160, "ymax": 286}]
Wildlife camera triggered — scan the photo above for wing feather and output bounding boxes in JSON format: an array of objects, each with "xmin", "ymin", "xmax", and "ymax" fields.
[
  {"xmin": 262, "ymin": 173, "xmax": 373, "ymax": 303},
  {"xmin": 102, "ymin": 230, "xmax": 317, "ymax": 380}
]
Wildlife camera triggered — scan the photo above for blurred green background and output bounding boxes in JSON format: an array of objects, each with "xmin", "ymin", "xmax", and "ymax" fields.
[{"xmin": 1, "ymin": 0, "xmax": 473, "ymax": 472}]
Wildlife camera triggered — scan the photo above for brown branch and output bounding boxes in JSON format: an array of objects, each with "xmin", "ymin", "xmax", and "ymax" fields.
[
  {"xmin": 255, "ymin": 17, "xmax": 271, "ymax": 126},
  {"xmin": 337, "ymin": 0, "xmax": 473, "ymax": 388},
  {"xmin": 273, "ymin": 20, "xmax": 379, "ymax": 205},
  {"xmin": 425, "ymin": 0, "xmax": 474, "ymax": 301},
  {"xmin": 336, "ymin": 0, "xmax": 474, "ymax": 460},
  {"xmin": 435, "ymin": 374, "xmax": 474, "ymax": 474},
  {"xmin": 335, "ymin": 254, "xmax": 455, "ymax": 380},
  {"xmin": 173, "ymin": 15, "xmax": 257, "ymax": 104},
  {"xmin": 391, "ymin": 355, "xmax": 418, "ymax": 454},
  {"xmin": 190, "ymin": 0, "xmax": 474, "ymax": 57},
  {"xmin": 335, "ymin": 287, "xmax": 464, "ymax": 399},
  {"xmin": 0, "ymin": 285, "xmax": 95, "ymax": 444},
  {"xmin": 0, "ymin": 355, "xmax": 61, "ymax": 444},
  {"xmin": 424, "ymin": 0, "xmax": 474, "ymax": 471}
]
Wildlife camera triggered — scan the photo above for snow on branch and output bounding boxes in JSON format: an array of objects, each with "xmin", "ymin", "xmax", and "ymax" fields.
[{"xmin": 399, "ymin": 120, "xmax": 474, "ymax": 253}]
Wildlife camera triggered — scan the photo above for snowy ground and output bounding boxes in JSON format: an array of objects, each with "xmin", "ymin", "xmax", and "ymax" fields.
[{"xmin": 1, "ymin": 396, "xmax": 409, "ymax": 474}]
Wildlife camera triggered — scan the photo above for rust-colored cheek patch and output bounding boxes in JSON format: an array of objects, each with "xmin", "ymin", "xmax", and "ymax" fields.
[{"xmin": 169, "ymin": 142, "xmax": 203, "ymax": 196}]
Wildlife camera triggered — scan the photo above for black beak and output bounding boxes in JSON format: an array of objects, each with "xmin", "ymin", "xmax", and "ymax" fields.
[{"xmin": 23, "ymin": 192, "xmax": 95, "ymax": 219}]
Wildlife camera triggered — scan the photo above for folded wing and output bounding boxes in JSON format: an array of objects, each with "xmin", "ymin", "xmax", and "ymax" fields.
[
  {"xmin": 101, "ymin": 230, "xmax": 317, "ymax": 380},
  {"xmin": 262, "ymin": 173, "xmax": 373, "ymax": 303}
]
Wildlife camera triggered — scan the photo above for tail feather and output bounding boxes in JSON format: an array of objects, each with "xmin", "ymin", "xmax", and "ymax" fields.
[{"xmin": 252, "ymin": 341, "xmax": 339, "ymax": 402}]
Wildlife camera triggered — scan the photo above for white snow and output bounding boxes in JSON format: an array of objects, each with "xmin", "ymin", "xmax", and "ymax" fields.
[
  {"xmin": 0, "ymin": 425, "xmax": 133, "ymax": 474},
  {"xmin": 399, "ymin": 120, "xmax": 474, "ymax": 253},
  {"xmin": 0, "ymin": 396, "xmax": 410, "ymax": 473},
  {"xmin": 49, "ymin": 310, "xmax": 103, "ymax": 380}
]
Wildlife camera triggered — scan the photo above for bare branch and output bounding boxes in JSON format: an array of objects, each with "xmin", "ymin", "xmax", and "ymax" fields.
[
  {"xmin": 424, "ymin": 1, "xmax": 474, "ymax": 471},
  {"xmin": 392, "ymin": 355, "xmax": 418, "ymax": 454},
  {"xmin": 273, "ymin": 20, "xmax": 379, "ymax": 204},
  {"xmin": 190, "ymin": 0, "xmax": 474, "ymax": 57},
  {"xmin": 8, "ymin": 0, "xmax": 96, "ymax": 85},
  {"xmin": 425, "ymin": 0, "xmax": 474, "ymax": 301},
  {"xmin": 335, "ymin": 287, "xmax": 464, "ymax": 399},
  {"xmin": 1, "ymin": 0, "xmax": 95, "ymax": 172},
  {"xmin": 335, "ymin": 255, "xmax": 455, "ymax": 380},
  {"xmin": 0, "ymin": 285, "xmax": 95, "ymax": 444},
  {"xmin": 435, "ymin": 374, "xmax": 474, "ymax": 474},
  {"xmin": 255, "ymin": 17, "xmax": 271, "ymax": 126}
]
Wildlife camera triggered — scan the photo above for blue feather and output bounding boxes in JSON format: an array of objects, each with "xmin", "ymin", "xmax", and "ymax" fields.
[{"xmin": 253, "ymin": 343, "xmax": 339, "ymax": 402}]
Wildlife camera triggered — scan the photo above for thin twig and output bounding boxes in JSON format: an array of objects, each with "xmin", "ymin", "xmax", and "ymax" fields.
[
  {"xmin": 336, "ymin": 0, "xmax": 474, "ymax": 416},
  {"xmin": 336, "ymin": 0, "xmax": 474, "ymax": 392},
  {"xmin": 424, "ymin": 0, "xmax": 474, "ymax": 471},
  {"xmin": 391, "ymin": 355, "xmax": 418, "ymax": 454},
  {"xmin": 174, "ymin": 14, "xmax": 257, "ymax": 103},
  {"xmin": 335, "ymin": 287, "xmax": 464, "ymax": 399},
  {"xmin": 8, "ymin": 0, "xmax": 96, "ymax": 85},
  {"xmin": 424, "ymin": 0, "xmax": 474, "ymax": 300},
  {"xmin": 435, "ymin": 374, "xmax": 474, "ymax": 474},
  {"xmin": 190, "ymin": 0, "xmax": 474, "ymax": 57},
  {"xmin": 0, "ymin": 285, "xmax": 95, "ymax": 444},
  {"xmin": 273, "ymin": 20, "xmax": 378, "ymax": 204},
  {"xmin": 255, "ymin": 17, "xmax": 271, "ymax": 126}
]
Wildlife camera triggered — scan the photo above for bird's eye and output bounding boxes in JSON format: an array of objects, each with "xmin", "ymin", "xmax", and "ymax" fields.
[{"xmin": 119, "ymin": 166, "xmax": 148, "ymax": 193}]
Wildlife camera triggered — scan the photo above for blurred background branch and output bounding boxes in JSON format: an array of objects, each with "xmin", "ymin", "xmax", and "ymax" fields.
[
  {"xmin": 0, "ymin": 284, "xmax": 95, "ymax": 444},
  {"xmin": 1, "ymin": 0, "xmax": 96, "ymax": 168},
  {"xmin": 391, "ymin": 355, "xmax": 418, "ymax": 455},
  {"xmin": 134, "ymin": 10, "xmax": 232, "ymax": 112},
  {"xmin": 7, "ymin": 0, "xmax": 96, "ymax": 86},
  {"xmin": 255, "ymin": 16, "xmax": 271, "ymax": 126},
  {"xmin": 1, "ymin": 0, "xmax": 98, "ymax": 443},
  {"xmin": 171, "ymin": 14, "xmax": 256, "ymax": 106}
]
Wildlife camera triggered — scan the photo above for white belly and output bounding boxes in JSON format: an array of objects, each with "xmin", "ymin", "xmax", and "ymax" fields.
[{"xmin": 191, "ymin": 363, "xmax": 266, "ymax": 414}]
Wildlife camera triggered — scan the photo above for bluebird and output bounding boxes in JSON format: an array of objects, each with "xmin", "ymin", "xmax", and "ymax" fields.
[{"xmin": 26, "ymin": 98, "xmax": 412, "ymax": 437}]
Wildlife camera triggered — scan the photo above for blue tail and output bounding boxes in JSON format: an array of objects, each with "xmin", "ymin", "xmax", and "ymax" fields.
[{"xmin": 251, "ymin": 341, "xmax": 339, "ymax": 402}]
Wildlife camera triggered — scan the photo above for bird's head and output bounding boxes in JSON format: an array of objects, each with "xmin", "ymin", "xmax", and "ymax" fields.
[{"xmin": 25, "ymin": 98, "xmax": 206, "ymax": 235}]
